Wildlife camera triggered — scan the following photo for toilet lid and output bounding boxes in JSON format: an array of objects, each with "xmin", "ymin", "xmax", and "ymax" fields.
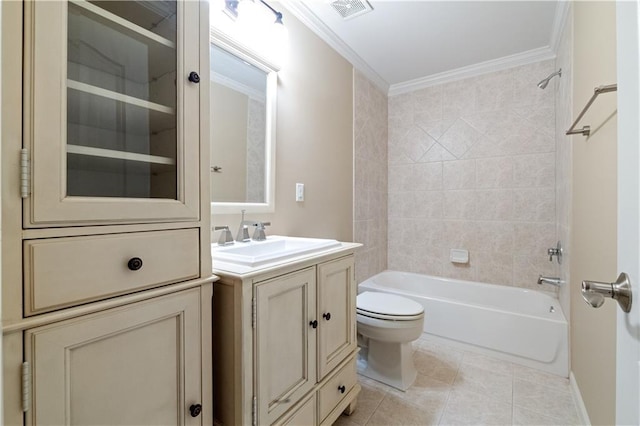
[{"xmin": 356, "ymin": 292, "xmax": 424, "ymax": 317}]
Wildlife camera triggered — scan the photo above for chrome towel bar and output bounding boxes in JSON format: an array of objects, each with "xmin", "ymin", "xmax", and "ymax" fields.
[{"xmin": 566, "ymin": 84, "xmax": 617, "ymax": 136}]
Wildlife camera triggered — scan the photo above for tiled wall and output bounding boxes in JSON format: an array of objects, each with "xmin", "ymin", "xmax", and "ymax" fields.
[
  {"xmin": 555, "ymin": 7, "xmax": 573, "ymax": 316},
  {"xmin": 354, "ymin": 70, "xmax": 388, "ymax": 283},
  {"xmin": 387, "ymin": 60, "xmax": 559, "ymax": 291}
]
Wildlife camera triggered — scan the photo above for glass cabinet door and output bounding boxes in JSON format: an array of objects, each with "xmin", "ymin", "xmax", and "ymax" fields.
[{"xmin": 25, "ymin": 0, "xmax": 201, "ymax": 226}]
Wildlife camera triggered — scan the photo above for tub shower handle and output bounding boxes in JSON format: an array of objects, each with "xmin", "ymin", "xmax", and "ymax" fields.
[
  {"xmin": 582, "ymin": 272, "xmax": 632, "ymax": 313},
  {"xmin": 322, "ymin": 312, "xmax": 331, "ymax": 321}
]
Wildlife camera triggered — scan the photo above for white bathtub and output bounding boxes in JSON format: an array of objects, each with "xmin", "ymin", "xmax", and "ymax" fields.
[{"xmin": 358, "ymin": 270, "xmax": 569, "ymax": 377}]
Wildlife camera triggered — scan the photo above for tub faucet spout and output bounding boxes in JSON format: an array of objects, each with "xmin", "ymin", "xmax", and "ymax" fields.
[{"xmin": 538, "ymin": 275, "xmax": 564, "ymax": 286}]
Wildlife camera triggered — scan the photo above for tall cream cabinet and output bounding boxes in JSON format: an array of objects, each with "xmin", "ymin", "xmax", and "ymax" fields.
[
  {"xmin": 1, "ymin": 1, "xmax": 214, "ymax": 425},
  {"xmin": 213, "ymin": 248, "xmax": 361, "ymax": 426}
]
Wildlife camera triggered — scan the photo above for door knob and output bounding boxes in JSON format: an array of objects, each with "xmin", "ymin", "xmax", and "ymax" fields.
[{"xmin": 582, "ymin": 272, "xmax": 632, "ymax": 313}]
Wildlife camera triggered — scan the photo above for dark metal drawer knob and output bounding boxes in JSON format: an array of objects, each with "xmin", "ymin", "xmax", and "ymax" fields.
[
  {"xmin": 323, "ymin": 312, "xmax": 331, "ymax": 321},
  {"xmin": 188, "ymin": 71, "xmax": 200, "ymax": 83},
  {"xmin": 338, "ymin": 385, "xmax": 346, "ymax": 394},
  {"xmin": 309, "ymin": 320, "xmax": 318, "ymax": 329},
  {"xmin": 189, "ymin": 404, "xmax": 202, "ymax": 418},
  {"xmin": 127, "ymin": 257, "xmax": 143, "ymax": 271}
]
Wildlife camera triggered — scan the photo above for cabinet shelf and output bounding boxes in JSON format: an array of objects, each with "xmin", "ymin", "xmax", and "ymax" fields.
[
  {"xmin": 68, "ymin": 80, "xmax": 174, "ymax": 115},
  {"xmin": 67, "ymin": 144, "xmax": 175, "ymax": 165},
  {"xmin": 70, "ymin": 0, "xmax": 176, "ymax": 49}
]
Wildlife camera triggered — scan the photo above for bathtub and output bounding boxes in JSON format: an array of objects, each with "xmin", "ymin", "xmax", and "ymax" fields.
[{"xmin": 358, "ymin": 270, "xmax": 569, "ymax": 377}]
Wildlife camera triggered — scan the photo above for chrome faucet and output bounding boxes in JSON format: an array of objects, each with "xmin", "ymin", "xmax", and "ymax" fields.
[
  {"xmin": 236, "ymin": 210, "xmax": 254, "ymax": 242},
  {"xmin": 538, "ymin": 275, "xmax": 564, "ymax": 286},
  {"xmin": 252, "ymin": 222, "xmax": 271, "ymax": 241},
  {"xmin": 214, "ymin": 226, "xmax": 234, "ymax": 246}
]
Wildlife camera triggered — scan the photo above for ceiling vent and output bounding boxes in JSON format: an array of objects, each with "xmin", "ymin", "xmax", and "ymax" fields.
[{"xmin": 330, "ymin": 0, "xmax": 373, "ymax": 20}]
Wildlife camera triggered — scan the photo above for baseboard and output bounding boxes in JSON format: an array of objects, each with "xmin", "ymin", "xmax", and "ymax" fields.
[{"xmin": 570, "ymin": 371, "xmax": 591, "ymax": 425}]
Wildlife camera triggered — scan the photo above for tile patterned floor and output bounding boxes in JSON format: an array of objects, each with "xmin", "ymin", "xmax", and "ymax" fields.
[{"xmin": 334, "ymin": 336, "xmax": 581, "ymax": 426}]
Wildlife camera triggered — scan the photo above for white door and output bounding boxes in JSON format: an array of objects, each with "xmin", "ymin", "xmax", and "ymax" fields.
[{"xmin": 616, "ymin": 1, "xmax": 640, "ymax": 423}]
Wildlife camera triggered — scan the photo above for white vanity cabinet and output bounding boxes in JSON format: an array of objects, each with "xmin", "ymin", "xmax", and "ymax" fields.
[
  {"xmin": 213, "ymin": 247, "xmax": 361, "ymax": 426},
  {"xmin": 1, "ymin": 1, "xmax": 213, "ymax": 425}
]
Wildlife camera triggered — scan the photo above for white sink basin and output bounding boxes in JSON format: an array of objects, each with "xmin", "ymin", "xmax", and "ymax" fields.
[{"xmin": 212, "ymin": 235, "xmax": 342, "ymax": 273}]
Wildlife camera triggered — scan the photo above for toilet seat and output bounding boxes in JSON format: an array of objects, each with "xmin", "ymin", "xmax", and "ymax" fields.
[{"xmin": 356, "ymin": 292, "xmax": 424, "ymax": 321}]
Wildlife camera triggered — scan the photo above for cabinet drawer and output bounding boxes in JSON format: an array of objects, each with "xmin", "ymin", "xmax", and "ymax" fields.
[
  {"xmin": 24, "ymin": 229, "xmax": 200, "ymax": 315},
  {"xmin": 318, "ymin": 356, "xmax": 357, "ymax": 422}
]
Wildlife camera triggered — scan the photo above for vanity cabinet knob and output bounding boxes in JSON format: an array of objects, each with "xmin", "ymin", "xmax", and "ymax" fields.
[
  {"xmin": 323, "ymin": 312, "xmax": 331, "ymax": 321},
  {"xmin": 189, "ymin": 404, "xmax": 202, "ymax": 418},
  {"xmin": 338, "ymin": 385, "xmax": 346, "ymax": 394},
  {"xmin": 188, "ymin": 71, "xmax": 200, "ymax": 83},
  {"xmin": 127, "ymin": 257, "xmax": 143, "ymax": 271},
  {"xmin": 309, "ymin": 320, "xmax": 318, "ymax": 329}
]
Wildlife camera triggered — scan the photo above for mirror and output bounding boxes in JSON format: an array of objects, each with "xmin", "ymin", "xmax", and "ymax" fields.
[{"xmin": 210, "ymin": 33, "xmax": 278, "ymax": 214}]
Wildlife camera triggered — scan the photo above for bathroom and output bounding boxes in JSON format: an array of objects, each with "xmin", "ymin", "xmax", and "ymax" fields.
[
  {"xmin": 0, "ymin": 0, "xmax": 638, "ymax": 425},
  {"xmin": 208, "ymin": 0, "xmax": 635, "ymax": 425}
]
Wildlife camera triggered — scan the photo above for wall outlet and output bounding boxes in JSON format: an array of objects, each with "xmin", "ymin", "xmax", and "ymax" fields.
[{"xmin": 296, "ymin": 183, "xmax": 304, "ymax": 202}]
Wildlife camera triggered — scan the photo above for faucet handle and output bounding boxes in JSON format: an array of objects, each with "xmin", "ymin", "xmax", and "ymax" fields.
[
  {"xmin": 214, "ymin": 226, "xmax": 234, "ymax": 246},
  {"xmin": 252, "ymin": 222, "xmax": 270, "ymax": 241}
]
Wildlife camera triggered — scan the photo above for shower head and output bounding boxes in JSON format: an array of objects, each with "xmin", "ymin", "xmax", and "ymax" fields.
[{"xmin": 537, "ymin": 68, "xmax": 562, "ymax": 89}]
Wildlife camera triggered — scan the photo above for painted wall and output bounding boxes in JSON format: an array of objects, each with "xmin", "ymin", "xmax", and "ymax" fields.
[
  {"xmin": 387, "ymin": 60, "xmax": 558, "ymax": 291},
  {"xmin": 212, "ymin": 5, "xmax": 354, "ymax": 243},
  {"xmin": 570, "ymin": 2, "xmax": 618, "ymax": 424},
  {"xmin": 353, "ymin": 69, "xmax": 388, "ymax": 283}
]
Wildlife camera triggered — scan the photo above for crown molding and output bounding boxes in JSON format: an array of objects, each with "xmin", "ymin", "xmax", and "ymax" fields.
[
  {"xmin": 388, "ymin": 46, "xmax": 556, "ymax": 96},
  {"xmin": 549, "ymin": 1, "xmax": 571, "ymax": 54},
  {"xmin": 278, "ymin": 0, "xmax": 390, "ymax": 93},
  {"xmin": 279, "ymin": 1, "xmax": 562, "ymax": 97}
]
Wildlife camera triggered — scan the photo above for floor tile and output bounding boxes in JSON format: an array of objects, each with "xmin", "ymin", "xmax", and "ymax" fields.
[
  {"xmin": 512, "ymin": 364, "xmax": 571, "ymax": 392},
  {"xmin": 366, "ymin": 394, "xmax": 441, "ymax": 426},
  {"xmin": 413, "ymin": 346, "xmax": 464, "ymax": 385},
  {"xmin": 439, "ymin": 389, "xmax": 512, "ymax": 425},
  {"xmin": 387, "ymin": 373, "xmax": 451, "ymax": 417},
  {"xmin": 341, "ymin": 380, "xmax": 386, "ymax": 425},
  {"xmin": 513, "ymin": 405, "xmax": 579, "ymax": 426},
  {"xmin": 335, "ymin": 337, "xmax": 582, "ymax": 426},
  {"xmin": 513, "ymin": 378, "xmax": 579, "ymax": 424},
  {"xmin": 460, "ymin": 351, "xmax": 514, "ymax": 377},
  {"xmin": 333, "ymin": 415, "xmax": 361, "ymax": 426},
  {"xmin": 452, "ymin": 363, "xmax": 513, "ymax": 404}
]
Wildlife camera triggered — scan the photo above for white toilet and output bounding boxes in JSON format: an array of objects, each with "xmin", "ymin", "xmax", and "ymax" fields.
[{"xmin": 356, "ymin": 291, "xmax": 425, "ymax": 391}]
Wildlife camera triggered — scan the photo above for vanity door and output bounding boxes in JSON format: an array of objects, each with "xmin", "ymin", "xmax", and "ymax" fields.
[
  {"xmin": 317, "ymin": 256, "xmax": 357, "ymax": 379},
  {"xmin": 24, "ymin": 0, "xmax": 201, "ymax": 227},
  {"xmin": 255, "ymin": 268, "xmax": 317, "ymax": 425}
]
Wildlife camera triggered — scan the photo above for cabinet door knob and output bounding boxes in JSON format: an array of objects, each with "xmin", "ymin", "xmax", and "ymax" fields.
[
  {"xmin": 127, "ymin": 257, "xmax": 143, "ymax": 271},
  {"xmin": 188, "ymin": 71, "xmax": 200, "ymax": 83},
  {"xmin": 189, "ymin": 404, "xmax": 202, "ymax": 418},
  {"xmin": 323, "ymin": 312, "xmax": 331, "ymax": 321},
  {"xmin": 338, "ymin": 385, "xmax": 346, "ymax": 394},
  {"xmin": 309, "ymin": 320, "xmax": 318, "ymax": 329}
]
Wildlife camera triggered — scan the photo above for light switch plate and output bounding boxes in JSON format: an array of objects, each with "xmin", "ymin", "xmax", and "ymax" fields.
[{"xmin": 296, "ymin": 183, "xmax": 304, "ymax": 202}]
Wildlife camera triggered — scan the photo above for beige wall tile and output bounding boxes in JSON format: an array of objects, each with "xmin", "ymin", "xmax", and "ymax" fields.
[
  {"xmin": 384, "ymin": 60, "xmax": 556, "ymax": 290},
  {"xmin": 443, "ymin": 160, "xmax": 476, "ymax": 190},
  {"xmin": 476, "ymin": 156, "xmax": 514, "ymax": 188}
]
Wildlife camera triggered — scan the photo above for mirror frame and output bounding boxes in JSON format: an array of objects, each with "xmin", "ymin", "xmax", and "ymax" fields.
[{"xmin": 210, "ymin": 27, "xmax": 279, "ymax": 214}]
